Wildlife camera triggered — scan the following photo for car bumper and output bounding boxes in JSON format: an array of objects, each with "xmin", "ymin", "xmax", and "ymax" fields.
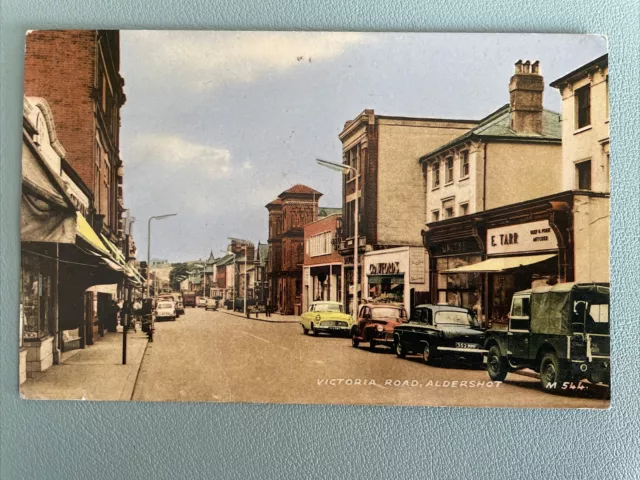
[
  {"xmin": 439, "ymin": 346, "xmax": 487, "ymax": 354},
  {"xmin": 570, "ymin": 358, "xmax": 610, "ymax": 384},
  {"xmin": 315, "ymin": 325, "xmax": 351, "ymax": 333}
]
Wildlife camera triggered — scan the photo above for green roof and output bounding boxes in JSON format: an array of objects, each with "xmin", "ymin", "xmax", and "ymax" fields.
[
  {"xmin": 318, "ymin": 207, "xmax": 342, "ymax": 218},
  {"xmin": 419, "ymin": 104, "xmax": 561, "ymax": 162}
]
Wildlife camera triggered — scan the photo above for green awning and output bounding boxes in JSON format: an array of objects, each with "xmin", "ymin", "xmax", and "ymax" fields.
[{"xmin": 367, "ymin": 274, "xmax": 404, "ymax": 285}]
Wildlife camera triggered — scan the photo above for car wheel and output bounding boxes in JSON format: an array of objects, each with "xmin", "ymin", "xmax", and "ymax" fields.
[
  {"xmin": 540, "ymin": 352, "xmax": 567, "ymax": 392},
  {"xmin": 311, "ymin": 323, "xmax": 319, "ymax": 336},
  {"xmin": 369, "ymin": 340, "xmax": 377, "ymax": 351},
  {"xmin": 422, "ymin": 341, "xmax": 434, "ymax": 365},
  {"xmin": 351, "ymin": 335, "xmax": 359, "ymax": 348},
  {"xmin": 487, "ymin": 345, "xmax": 508, "ymax": 381},
  {"xmin": 172, "ymin": 316, "xmax": 176, "ymax": 321},
  {"xmin": 395, "ymin": 339, "xmax": 406, "ymax": 358},
  {"xmin": 302, "ymin": 325, "xmax": 309, "ymax": 335}
]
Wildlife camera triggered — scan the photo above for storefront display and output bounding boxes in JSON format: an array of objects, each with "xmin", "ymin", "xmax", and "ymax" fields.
[
  {"xmin": 364, "ymin": 247, "xmax": 429, "ymax": 316},
  {"xmin": 21, "ymin": 249, "xmax": 56, "ymax": 341}
]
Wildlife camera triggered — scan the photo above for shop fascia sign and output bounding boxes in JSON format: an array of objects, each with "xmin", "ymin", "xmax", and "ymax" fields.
[
  {"xmin": 369, "ymin": 262, "xmax": 402, "ymax": 275},
  {"xmin": 486, "ymin": 220, "xmax": 558, "ymax": 255}
]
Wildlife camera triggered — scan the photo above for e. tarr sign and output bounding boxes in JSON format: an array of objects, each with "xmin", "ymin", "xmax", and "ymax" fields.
[{"xmin": 486, "ymin": 220, "xmax": 558, "ymax": 255}]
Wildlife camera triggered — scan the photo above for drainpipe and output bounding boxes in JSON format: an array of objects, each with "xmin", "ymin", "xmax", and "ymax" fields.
[{"xmin": 482, "ymin": 142, "xmax": 487, "ymax": 211}]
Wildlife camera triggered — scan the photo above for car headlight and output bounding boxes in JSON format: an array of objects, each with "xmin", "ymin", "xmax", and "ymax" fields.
[{"xmin": 376, "ymin": 325, "xmax": 384, "ymax": 332}]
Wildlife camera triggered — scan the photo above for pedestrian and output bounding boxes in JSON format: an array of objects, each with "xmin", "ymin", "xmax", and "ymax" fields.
[
  {"xmin": 107, "ymin": 300, "xmax": 120, "ymax": 332},
  {"xmin": 266, "ymin": 297, "xmax": 272, "ymax": 317}
]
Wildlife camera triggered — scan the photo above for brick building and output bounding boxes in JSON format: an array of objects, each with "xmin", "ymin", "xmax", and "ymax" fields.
[
  {"xmin": 23, "ymin": 30, "xmax": 128, "ymax": 346},
  {"xmin": 337, "ymin": 110, "xmax": 478, "ymax": 314},
  {"xmin": 24, "ymin": 30, "xmax": 127, "ymax": 245},
  {"xmin": 266, "ymin": 185, "xmax": 321, "ymax": 315},
  {"xmin": 302, "ymin": 212, "xmax": 342, "ymax": 312}
]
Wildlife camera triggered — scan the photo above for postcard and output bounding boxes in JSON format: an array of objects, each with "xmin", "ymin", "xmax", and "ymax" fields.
[{"xmin": 19, "ymin": 30, "xmax": 610, "ymax": 408}]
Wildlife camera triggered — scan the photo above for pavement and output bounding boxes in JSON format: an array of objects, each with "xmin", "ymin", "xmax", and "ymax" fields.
[
  {"xmin": 131, "ymin": 307, "xmax": 610, "ymax": 408},
  {"xmin": 20, "ymin": 326, "xmax": 149, "ymax": 401},
  {"xmin": 216, "ymin": 307, "xmax": 299, "ymax": 323}
]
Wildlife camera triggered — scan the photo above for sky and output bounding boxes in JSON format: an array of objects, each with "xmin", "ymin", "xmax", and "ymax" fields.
[{"xmin": 119, "ymin": 31, "xmax": 606, "ymax": 263}]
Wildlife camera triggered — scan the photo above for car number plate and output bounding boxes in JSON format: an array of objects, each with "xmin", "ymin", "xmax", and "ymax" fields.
[{"xmin": 456, "ymin": 342, "xmax": 478, "ymax": 349}]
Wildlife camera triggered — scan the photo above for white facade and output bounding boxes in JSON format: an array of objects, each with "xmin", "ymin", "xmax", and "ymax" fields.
[{"xmin": 363, "ymin": 246, "xmax": 429, "ymax": 315}]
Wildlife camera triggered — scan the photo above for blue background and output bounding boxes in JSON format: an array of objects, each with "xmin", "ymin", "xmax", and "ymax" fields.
[{"xmin": 1, "ymin": 1, "xmax": 639, "ymax": 479}]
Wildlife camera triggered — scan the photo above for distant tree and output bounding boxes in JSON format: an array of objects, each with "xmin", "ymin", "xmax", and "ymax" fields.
[{"xmin": 169, "ymin": 263, "xmax": 190, "ymax": 290}]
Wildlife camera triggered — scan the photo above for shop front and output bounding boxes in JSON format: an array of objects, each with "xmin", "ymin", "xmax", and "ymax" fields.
[
  {"xmin": 424, "ymin": 192, "xmax": 577, "ymax": 328},
  {"xmin": 302, "ymin": 263, "xmax": 342, "ymax": 313},
  {"xmin": 363, "ymin": 247, "xmax": 429, "ymax": 317}
]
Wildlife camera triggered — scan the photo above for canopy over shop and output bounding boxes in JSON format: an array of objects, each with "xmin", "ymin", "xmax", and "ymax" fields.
[{"xmin": 422, "ymin": 191, "xmax": 582, "ymax": 327}]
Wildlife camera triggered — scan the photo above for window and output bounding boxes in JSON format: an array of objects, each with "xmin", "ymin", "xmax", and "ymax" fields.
[
  {"xmin": 605, "ymin": 75, "xmax": 609, "ymax": 120},
  {"xmin": 431, "ymin": 210, "xmax": 440, "ymax": 222},
  {"xmin": 575, "ymin": 84, "xmax": 591, "ymax": 129},
  {"xmin": 576, "ymin": 160, "xmax": 592, "ymax": 190},
  {"xmin": 460, "ymin": 151, "xmax": 469, "ymax": 178},
  {"xmin": 442, "ymin": 198, "xmax": 454, "ymax": 219},
  {"xmin": 432, "ymin": 162, "xmax": 440, "ymax": 188},
  {"xmin": 310, "ymin": 231, "xmax": 333, "ymax": 257},
  {"xmin": 445, "ymin": 157, "xmax": 454, "ymax": 184},
  {"xmin": 459, "ymin": 203, "xmax": 469, "ymax": 216}
]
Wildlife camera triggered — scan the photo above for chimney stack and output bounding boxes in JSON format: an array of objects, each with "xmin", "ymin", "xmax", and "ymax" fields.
[{"xmin": 509, "ymin": 59, "xmax": 544, "ymax": 134}]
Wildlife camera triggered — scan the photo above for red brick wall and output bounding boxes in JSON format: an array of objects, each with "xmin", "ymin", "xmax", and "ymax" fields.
[
  {"xmin": 24, "ymin": 30, "xmax": 97, "ymax": 190},
  {"xmin": 304, "ymin": 215, "xmax": 342, "ymax": 266}
]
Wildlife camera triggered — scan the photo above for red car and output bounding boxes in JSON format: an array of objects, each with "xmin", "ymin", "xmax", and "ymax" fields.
[{"xmin": 351, "ymin": 304, "xmax": 408, "ymax": 351}]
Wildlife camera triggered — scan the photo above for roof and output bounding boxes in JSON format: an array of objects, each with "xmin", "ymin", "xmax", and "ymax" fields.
[
  {"xmin": 215, "ymin": 254, "xmax": 236, "ymax": 267},
  {"xmin": 550, "ymin": 54, "xmax": 608, "ymax": 88},
  {"xmin": 265, "ymin": 197, "xmax": 283, "ymax": 209},
  {"xmin": 516, "ymin": 282, "xmax": 610, "ymax": 295},
  {"xmin": 419, "ymin": 104, "xmax": 561, "ymax": 162},
  {"xmin": 415, "ymin": 304, "xmax": 471, "ymax": 313},
  {"xmin": 279, "ymin": 184, "xmax": 322, "ymax": 197},
  {"xmin": 318, "ymin": 207, "xmax": 342, "ymax": 218}
]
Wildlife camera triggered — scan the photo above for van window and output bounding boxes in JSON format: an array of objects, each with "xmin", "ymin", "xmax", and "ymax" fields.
[{"xmin": 510, "ymin": 296, "xmax": 531, "ymax": 331}]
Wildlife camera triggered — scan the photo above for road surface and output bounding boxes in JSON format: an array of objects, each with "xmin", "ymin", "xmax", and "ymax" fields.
[{"xmin": 132, "ymin": 307, "xmax": 609, "ymax": 408}]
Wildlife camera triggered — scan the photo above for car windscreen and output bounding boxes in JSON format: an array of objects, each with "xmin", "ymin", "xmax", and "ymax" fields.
[
  {"xmin": 157, "ymin": 302, "xmax": 173, "ymax": 309},
  {"xmin": 313, "ymin": 304, "xmax": 342, "ymax": 313},
  {"xmin": 371, "ymin": 307, "xmax": 405, "ymax": 319},
  {"xmin": 434, "ymin": 311, "xmax": 473, "ymax": 326}
]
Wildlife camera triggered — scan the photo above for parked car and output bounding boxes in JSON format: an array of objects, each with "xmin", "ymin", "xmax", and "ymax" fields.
[
  {"xmin": 351, "ymin": 304, "xmax": 408, "ymax": 351},
  {"xmin": 233, "ymin": 297, "xmax": 258, "ymax": 312},
  {"xmin": 205, "ymin": 298, "xmax": 218, "ymax": 311},
  {"xmin": 155, "ymin": 301, "xmax": 176, "ymax": 321},
  {"xmin": 300, "ymin": 301, "xmax": 354, "ymax": 336},
  {"xmin": 197, "ymin": 297, "xmax": 207, "ymax": 308},
  {"xmin": 484, "ymin": 282, "xmax": 610, "ymax": 392},
  {"xmin": 174, "ymin": 301, "xmax": 185, "ymax": 315},
  {"xmin": 393, "ymin": 305, "xmax": 485, "ymax": 365}
]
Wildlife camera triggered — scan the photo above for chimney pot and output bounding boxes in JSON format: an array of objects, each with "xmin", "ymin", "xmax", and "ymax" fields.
[
  {"xmin": 515, "ymin": 60, "xmax": 523, "ymax": 73},
  {"xmin": 532, "ymin": 60, "xmax": 540, "ymax": 74}
]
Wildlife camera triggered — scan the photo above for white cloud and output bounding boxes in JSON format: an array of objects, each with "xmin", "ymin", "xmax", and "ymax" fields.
[
  {"xmin": 130, "ymin": 133, "xmax": 232, "ymax": 179},
  {"xmin": 124, "ymin": 31, "xmax": 372, "ymax": 92}
]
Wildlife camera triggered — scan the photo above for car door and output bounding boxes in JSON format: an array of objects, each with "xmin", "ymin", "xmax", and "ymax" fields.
[
  {"xmin": 508, "ymin": 295, "xmax": 531, "ymax": 360},
  {"xmin": 358, "ymin": 306, "xmax": 371, "ymax": 338}
]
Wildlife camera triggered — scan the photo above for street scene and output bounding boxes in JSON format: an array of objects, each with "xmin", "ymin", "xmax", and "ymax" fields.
[{"xmin": 19, "ymin": 31, "xmax": 610, "ymax": 408}]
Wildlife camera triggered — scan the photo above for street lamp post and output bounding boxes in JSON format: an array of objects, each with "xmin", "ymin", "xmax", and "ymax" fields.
[
  {"xmin": 147, "ymin": 214, "xmax": 177, "ymax": 299},
  {"xmin": 316, "ymin": 158, "xmax": 359, "ymax": 316},
  {"xmin": 243, "ymin": 245, "xmax": 248, "ymax": 317}
]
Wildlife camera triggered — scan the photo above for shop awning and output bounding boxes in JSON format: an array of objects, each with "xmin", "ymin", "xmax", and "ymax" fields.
[
  {"xmin": 76, "ymin": 212, "xmax": 111, "ymax": 256},
  {"xmin": 442, "ymin": 254, "xmax": 557, "ymax": 273}
]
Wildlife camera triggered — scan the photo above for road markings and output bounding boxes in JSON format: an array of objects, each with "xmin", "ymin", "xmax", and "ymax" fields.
[{"xmin": 238, "ymin": 331, "xmax": 271, "ymax": 344}]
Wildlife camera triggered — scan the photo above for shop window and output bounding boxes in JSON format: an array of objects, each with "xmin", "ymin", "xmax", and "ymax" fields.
[
  {"xmin": 432, "ymin": 162, "xmax": 440, "ymax": 188},
  {"xmin": 445, "ymin": 157, "xmax": 454, "ymax": 184},
  {"xmin": 576, "ymin": 160, "xmax": 592, "ymax": 190},
  {"xmin": 460, "ymin": 151, "xmax": 469, "ymax": 178},
  {"xmin": 575, "ymin": 84, "xmax": 591, "ymax": 129},
  {"xmin": 436, "ymin": 256, "xmax": 482, "ymax": 311},
  {"xmin": 21, "ymin": 252, "xmax": 55, "ymax": 341}
]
